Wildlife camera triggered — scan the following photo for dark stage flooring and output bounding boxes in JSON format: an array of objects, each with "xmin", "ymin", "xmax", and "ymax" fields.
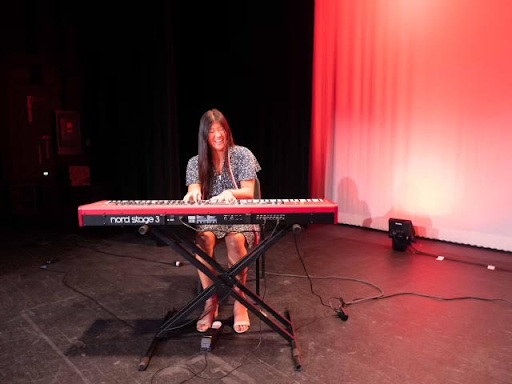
[{"xmin": 1, "ymin": 224, "xmax": 511, "ymax": 384}]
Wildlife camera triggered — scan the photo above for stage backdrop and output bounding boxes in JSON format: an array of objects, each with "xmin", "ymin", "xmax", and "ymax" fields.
[{"xmin": 310, "ymin": 0, "xmax": 512, "ymax": 251}]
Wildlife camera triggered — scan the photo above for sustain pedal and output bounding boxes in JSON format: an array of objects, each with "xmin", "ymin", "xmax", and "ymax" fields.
[{"xmin": 200, "ymin": 321, "xmax": 223, "ymax": 352}]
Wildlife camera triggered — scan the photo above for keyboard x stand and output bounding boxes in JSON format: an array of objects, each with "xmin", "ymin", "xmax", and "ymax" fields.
[{"xmin": 137, "ymin": 223, "xmax": 303, "ymax": 371}]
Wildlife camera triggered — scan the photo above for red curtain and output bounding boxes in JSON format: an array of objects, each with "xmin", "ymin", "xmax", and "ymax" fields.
[{"xmin": 311, "ymin": 0, "xmax": 512, "ymax": 251}]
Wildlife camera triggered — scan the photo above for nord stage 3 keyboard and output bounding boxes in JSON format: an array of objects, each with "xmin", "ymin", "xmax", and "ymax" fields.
[{"xmin": 78, "ymin": 199, "xmax": 338, "ymax": 227}]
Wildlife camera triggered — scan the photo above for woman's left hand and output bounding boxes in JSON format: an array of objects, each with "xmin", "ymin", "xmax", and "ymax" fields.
[{"xmin": 210, "ymin": 190, "xmax": 236, "ymax": 203}]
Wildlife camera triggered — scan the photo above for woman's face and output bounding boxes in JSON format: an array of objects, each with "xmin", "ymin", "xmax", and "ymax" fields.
[{"xmin": 207, "ymin": 122, "xmax": 227, "ymax": 153}]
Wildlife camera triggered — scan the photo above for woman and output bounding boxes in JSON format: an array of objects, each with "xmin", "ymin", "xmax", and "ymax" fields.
[{"xmin": 183, "ymin": 109, "xmax": 261, "ymax": 334}]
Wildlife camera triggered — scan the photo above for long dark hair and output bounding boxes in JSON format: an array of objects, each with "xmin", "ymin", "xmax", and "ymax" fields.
[{"xmin": 198, "ymin": 109, "xmax": 235, "ymax": 198}]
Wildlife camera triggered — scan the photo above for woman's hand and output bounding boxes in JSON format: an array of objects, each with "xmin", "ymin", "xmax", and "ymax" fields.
[
  {"xmin": 183, "ymin": 189, "xmax": 202, "ymax": 203},
  {"xmin": 210, "ymin": 190, "xmax": 236, "ymax": 203}
]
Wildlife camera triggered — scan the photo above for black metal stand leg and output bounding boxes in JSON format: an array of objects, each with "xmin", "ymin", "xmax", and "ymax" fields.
[
  {"xmin": 255, "ymin": 255, "xmax": 260, "ymax": 296},
  {"xmin": 138, "ymin": 334, "xmax": 161, "ymax": 371},
  {"xmin": 137, "ymin": 310, "xmax": 174, "ymax": 371},
  {"xmin": 285, "ymin": 310, "xmax": 302, "ymax": 371},
  {"xmin": 158, "ymin": 285, "xmax": 223, "ymax": 336},
  {"xmin": 261, "ymin": 229, "xmax": 266, "ymax": 283}
]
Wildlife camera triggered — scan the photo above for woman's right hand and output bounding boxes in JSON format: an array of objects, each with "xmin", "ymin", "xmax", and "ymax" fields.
[{"xmin": 183, "ymin": 190, "xmax": 202, "ymax": 203}]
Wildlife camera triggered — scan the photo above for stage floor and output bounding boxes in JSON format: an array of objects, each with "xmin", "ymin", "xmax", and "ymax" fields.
[{"xmin": 1, "ymin": 224, "xmax": 511, "ymax": 384}]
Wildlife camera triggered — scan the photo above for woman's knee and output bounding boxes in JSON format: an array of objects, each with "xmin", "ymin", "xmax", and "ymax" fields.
[
  {"xmin": 225, "ymin": 233, "xmax": 246, "ymax": 253},
  {"xmin": 196, "ymin": 232, "xmax": 216, "ymax": 251}
]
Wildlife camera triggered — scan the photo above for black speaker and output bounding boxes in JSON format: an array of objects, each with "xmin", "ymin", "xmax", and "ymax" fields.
[{"xmin": 388, "ymin": 218, "xmax": 416, "ymax": 251}]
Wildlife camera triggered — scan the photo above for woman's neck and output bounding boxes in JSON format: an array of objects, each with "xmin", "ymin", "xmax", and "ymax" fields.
[{"xmin": 211, "ymin": 150, "xmax": 225, "ymax": 172}]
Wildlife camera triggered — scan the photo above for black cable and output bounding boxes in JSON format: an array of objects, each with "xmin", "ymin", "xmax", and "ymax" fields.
[
  {"xmin": 293, "ymin": 233, "xmax": 332, "ymax": 310},
  {"xmin": 35, "ymin": 235, "xmax": 222, "ymax": 334},
  {"xmin": 185, "ymin": 241, "xmax": 269, "ymax": 382},
  {"xmin": 408, "ymin": 244, "xmax": 512, "ymax": 273},
  {"xmin": 39, "ymin": 233, "xmax": 183, "ymax": 267},
  {"xmin": 75, "ymin": 243, "xmax": 184, "ymax": 267},
  {"xmin": 268, "ymin": 219, "xmax": 280, "ymax": 239},
  {"xmin": 265, "ymin": 270, "xmax": 512, "ymax": 309},
  {"xmin": 147, "ymin": 219, "xmax": 270, "ymax": 383},
  {"xmin": 345, "ymin": 291, "xmax": 512, "ymax": 307},
  {"xmin": 283, "ymin": 235, "xmax": 512, "ymax": 321},
  {"xmin": 54, "ymin": 229, "xmax": 277, "ymax": 379},
  {"xmin": 55, "ymin": 234, "xmax": 189, "ymax": 268},
  {"xmin": 150, "ymin": 351, "xmax": 209, "ymax": 384},
  {"xmin": 150, "ymin": 274, "xmax": 268, "ymax": 383},
  {"xmin": 40, "ymin": 267, "xmax": 205, "ymax": 334},
  {"xmin": 45, "ymin": 262, "xmax": 270, "ymax": 382},
  {"xmin": 190, "ymin": 264, "xmax": 268, "ymax": 381}
]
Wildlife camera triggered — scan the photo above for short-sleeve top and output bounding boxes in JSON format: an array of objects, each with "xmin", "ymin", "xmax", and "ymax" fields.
[{"xmin": 186, "ymin": 145, "xmax": 261, "ymax": 199}]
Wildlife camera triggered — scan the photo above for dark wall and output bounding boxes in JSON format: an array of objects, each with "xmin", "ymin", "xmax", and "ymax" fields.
[{"xmin": 0, "ymin": 0, "xmax": 314, "ymax": 227}]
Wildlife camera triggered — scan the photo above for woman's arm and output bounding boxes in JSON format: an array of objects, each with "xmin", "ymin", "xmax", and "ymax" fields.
[
  {"xmin": 210, "ymin": 179, "xmax": 255, "ymax": 203},
  {"xmin": 231, "ymin": 179, "xmax": 255, "ymax": 199}
]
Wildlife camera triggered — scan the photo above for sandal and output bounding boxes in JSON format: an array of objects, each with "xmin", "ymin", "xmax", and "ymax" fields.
[
  {"xmin": 233, "ymin": 301, "xmax": 250, "ymax": 334},
  {"xmin": 196, "ymin": 297, "xmax": 218, "ymax": 333}
]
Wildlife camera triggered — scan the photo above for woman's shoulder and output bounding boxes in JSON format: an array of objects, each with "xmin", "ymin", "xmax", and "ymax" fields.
[
  {"xmin": 187, "ymin": 155, "xmax": 199, "ymax": 164},
  {"xmin": 186, "ymin": 155, "xmax": 199, "ymax": 171},
  {"xmin": 230, "ymin": 145, "xmax": 261, "ymax": 173},
  {"xmin": 230, "ymin": 145, "xmax": 254, "ymax": 158}
]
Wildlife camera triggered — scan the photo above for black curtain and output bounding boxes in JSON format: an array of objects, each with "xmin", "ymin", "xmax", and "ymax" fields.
[
  {"xmin": 2, "ymin": 0, "xmax": 314, "ymax": 211},
  {"xmin": 173, "ymin": 1, "xmax": 314, "ymax": 199},
  {"xmin": 80, "ymin": 0, "xmax": 313, "ymax": 200},
  {"xmin": 78, "ymin": 1, "xmax": 181, "ymax": 200}
]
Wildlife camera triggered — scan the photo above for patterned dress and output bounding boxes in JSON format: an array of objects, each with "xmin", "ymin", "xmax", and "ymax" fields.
[{"xmin": 185, "ymin": 145, "xmax": 261, "ymax": 247}]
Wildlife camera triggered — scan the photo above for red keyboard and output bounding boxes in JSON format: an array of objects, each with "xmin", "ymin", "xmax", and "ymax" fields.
[{"xmin": 78, "ymin": 199, "xmax": 338, "ymax": 227}]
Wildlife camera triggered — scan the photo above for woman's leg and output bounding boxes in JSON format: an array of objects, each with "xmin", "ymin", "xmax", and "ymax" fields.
[
  {"xmin": 225, "ymin": 232, "xmax": 250, "ymax": 333},
  {"xmin": 195, "ymin": 231, "xmax": 217, "ymax": 332}
]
